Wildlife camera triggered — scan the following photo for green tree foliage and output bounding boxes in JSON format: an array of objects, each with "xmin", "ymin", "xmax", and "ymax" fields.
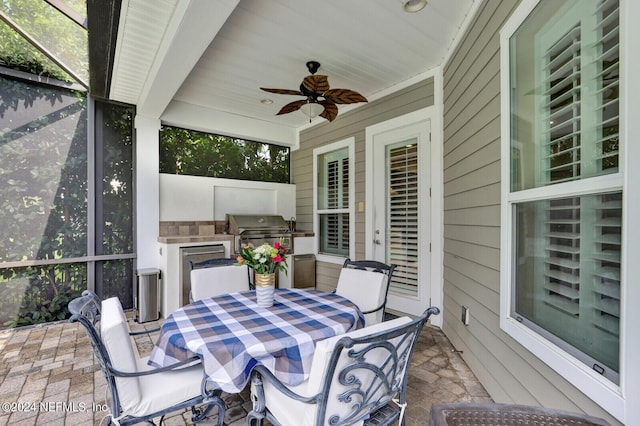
[
  {"xmin": 0, "ymin": 1, "xmax": 135, "ymax": 328},
  {"xmin": 0, "ymin": 79, "xmax": 88, "ymax": 263},
  {"xmin": 0, "ymin": 0, "xmax": 88, "ymax": 82},
  {"xmin": 96, "ymin": 103, "xmax": 135, "ymax": 308},
  {"xmin": 160, "ymin": 126, "xmax": 290, "ymax": 184},
  {"xmin": 0, "ymin": 76, "xmax": 88, "ymax": 327},
  {"xmin": 98, "ymin": 102, "xmax": 134, "ymax": 256}
]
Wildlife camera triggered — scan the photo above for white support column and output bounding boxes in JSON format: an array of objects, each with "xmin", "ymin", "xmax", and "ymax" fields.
[{"xmin": 135, "ymin": 115, "xmax": 161, "ymax": 269}]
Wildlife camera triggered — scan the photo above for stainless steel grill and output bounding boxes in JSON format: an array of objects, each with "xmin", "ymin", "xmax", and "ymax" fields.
[{"xmin": 226, "ymin": 214, "xmax": 293, "ymax": 254}]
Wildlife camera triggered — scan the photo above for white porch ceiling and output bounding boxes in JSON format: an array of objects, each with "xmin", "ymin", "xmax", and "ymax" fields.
[{"xmin": 109, "ymin": 0, "xmax": 476, "ymax": 138}]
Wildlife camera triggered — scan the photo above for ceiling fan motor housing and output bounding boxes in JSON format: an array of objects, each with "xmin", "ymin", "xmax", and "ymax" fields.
[{"xmin": 306, "ymin": 60, "xmax": 321, "ymax": 74}]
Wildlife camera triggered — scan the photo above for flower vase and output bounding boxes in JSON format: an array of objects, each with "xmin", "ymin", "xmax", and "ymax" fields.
[{"xmin": 255, "ymin": 273, "xmax": 276, "ymax": 307}]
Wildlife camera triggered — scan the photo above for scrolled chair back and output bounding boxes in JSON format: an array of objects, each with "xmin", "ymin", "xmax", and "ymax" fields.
[{"xmin": 248, "ymin": 306, "xmax": 440, "ymax": 426}]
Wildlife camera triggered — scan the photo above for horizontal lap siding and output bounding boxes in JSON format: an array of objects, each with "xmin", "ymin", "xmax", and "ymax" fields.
[
  {"xmin": 442, "ymin": 1, "xmax": 618, "ymax": 423},
  {"xmin": 293, "ymin": 79, "xmax": 434, "ymax": 291}
]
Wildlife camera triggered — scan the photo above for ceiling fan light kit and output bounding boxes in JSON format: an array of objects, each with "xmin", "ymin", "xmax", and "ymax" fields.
[
  {"xmin": 260, "ymin": 61, "xmax": 368, "ymax": 123},
  {"xmin": 300, "ymin": 101, "xmax": 325, "ymax": 120}
]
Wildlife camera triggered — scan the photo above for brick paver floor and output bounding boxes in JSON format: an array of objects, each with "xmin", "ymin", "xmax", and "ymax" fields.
[{"xmin": 0, "ymin": 312, "xmax": 492, "ymax": 425}]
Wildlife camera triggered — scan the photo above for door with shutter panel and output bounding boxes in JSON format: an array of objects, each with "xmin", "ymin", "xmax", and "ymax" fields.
[{"xmin": 371, "ymin": 120, "xmax": 430, "ymax": 316}]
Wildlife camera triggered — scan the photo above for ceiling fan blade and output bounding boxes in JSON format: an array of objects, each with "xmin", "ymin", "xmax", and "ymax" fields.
[
  {"xmin": 302, "ymin": 75, "xmax": 330, "ymax": 94},
  {"xmin": 276, "ymin": 100, "xmax": 307, "ymax": 115},
  {"xmin": 323, "ymin": 88, "xmax": 368, "ymax": 104},
  {"xmin": 261, "ymin": 87, "xmax": 304, "ymax": 96},
  {"xmin": 319, "ymin": 100, "xmax": 338, "ymax": 122}
]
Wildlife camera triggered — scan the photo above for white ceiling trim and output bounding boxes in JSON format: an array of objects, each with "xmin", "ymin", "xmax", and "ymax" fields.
[
  {"xmin": 110, "ymin": 0, "xmax": 179, "ymax": 104},
  {"xmin": 136, "ymin": 0, "xmax": 240, "ymax": 116},
  {"xmin": 441, "ymin": 0, "xmax": 484, "ymax": 70}
]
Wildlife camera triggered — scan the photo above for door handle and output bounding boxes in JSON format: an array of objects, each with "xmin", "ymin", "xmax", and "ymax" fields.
[{"xmin": 374, "ymin": 239, "xmax": 381, "ymax": 245}]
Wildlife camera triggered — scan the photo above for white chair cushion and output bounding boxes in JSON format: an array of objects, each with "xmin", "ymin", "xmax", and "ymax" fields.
[
  {"xmin": 335, "ymin": 268, "xmax": 388, "ymax": 326},
  {"xmin": 258, "ymin": 317, "xmax": 412, "ymax": 426},
  {"xmin": 128, "ymin": 356, "xmax": 204, "ymax": 417},
  {"xmin": 101, "ymin": 298, "xmax": 206, "ymax": 418},
  {"xmin": 100, "ymin": 297, "xmax": 142, "ymax": 411},
  {"xmin": 190, "ymin": 264, "xmax": 250, "ymax": 301}
]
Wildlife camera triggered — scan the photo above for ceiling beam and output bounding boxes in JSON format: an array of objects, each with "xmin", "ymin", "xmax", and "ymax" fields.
[{"xmin": 135, "ymin": 0, "xmax": 240, "ymax": 117}]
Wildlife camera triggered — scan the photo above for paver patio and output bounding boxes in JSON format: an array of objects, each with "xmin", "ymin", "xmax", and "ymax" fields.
[{"xmin": 0, "ymin": 312, "xmax": 492, "ymax": 425}]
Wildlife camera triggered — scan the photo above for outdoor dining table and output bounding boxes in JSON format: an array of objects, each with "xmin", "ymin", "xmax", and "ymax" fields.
[{"xmin": 147, "ymin": 288, "xmax": 364, "ymax": 393}]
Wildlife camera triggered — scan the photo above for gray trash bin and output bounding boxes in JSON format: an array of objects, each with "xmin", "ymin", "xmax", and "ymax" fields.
[{"xmin": 135, "ymin": 268, "xmax": 161, "ymax": 323}]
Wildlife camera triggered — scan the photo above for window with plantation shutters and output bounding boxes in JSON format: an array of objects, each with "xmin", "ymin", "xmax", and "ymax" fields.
[
  {"xmin": 506, "ymin": 0, "xmax": 621, "ymax": 384},
  {"xmin": 315, "ymin": 142, "xmax": 352, "ymax": 257},
  {"xmin": 386, "ymin": 142, "xmax": 419, "ymax": 297}
]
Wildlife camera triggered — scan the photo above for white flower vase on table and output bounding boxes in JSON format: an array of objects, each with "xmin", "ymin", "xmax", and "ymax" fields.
[
  {"xmin": 235, "ymin": 239, "xmax": 288, "ymax": 309},
  {"xmin": 255, "ymin": 273, "xmax": 276, "ymax": 307}
]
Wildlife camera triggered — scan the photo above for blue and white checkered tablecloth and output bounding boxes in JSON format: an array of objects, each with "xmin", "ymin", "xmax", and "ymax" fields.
[{"xmin": 148, "ymin": 288, "xmax": 364, "ymax": 393}]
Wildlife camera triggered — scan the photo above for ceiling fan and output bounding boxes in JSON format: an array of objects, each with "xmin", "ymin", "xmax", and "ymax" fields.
[{"xmin": 260, "ymin": 61, "xmax": 368, "ymax": 122}]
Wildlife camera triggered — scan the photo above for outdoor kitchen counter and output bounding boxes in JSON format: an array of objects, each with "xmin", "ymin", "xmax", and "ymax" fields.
[
  {"xmin": 157, "ymin": 231, "xmax": 313, "ymax": 244},
  {"xmin": 157, "ymin": 234, "xmax": 235, "ymax": 244}
]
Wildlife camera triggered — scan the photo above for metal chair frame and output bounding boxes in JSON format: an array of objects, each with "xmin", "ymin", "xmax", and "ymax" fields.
[
  {"xmin": 340, "ymin": 258, "xmax": 396, "ymax": 320},
  {"xmin": 247, "ymin": 306, "xmax": 440, "ymax": 426},
  {"xmin": 68, "ymin": 293, "xmax": 225, "ymax": 426}
]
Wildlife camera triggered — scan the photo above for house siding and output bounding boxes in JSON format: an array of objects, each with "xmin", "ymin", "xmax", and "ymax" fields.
[
  {"xmin": 293, "ymin": 79, "xmax": 434, "ymax": 293},
  {"xmin": 441, "ymin": 0, "xmax": 618, "ymax": 424}
]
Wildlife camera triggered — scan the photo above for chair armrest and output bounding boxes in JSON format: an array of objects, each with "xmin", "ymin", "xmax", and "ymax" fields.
[
  {"xmin": 251, "ymin": 365, "xmax": 319, "ymax": 405},
  {"xmin": 107, "ymin": 356, "xmax": 201, "ymax": 378}
]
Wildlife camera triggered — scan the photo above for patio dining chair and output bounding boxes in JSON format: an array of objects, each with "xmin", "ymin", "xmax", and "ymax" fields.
[
  {"xmin": 189, "ymin": 259, "xmax": 251, "ymax": 302},
  {"xmin": 68, "ymin": 294, "xmax": 225, "ymax": 425},
  {"xmin": 247, "ymin": 306, "xmax": 440, "ymax": 426},
  {"xmin": 335, "ymin": 259, "xmax": 396, "ymax": 326}
]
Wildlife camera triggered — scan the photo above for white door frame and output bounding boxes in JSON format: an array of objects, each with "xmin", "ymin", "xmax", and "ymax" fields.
[{"xmin": 365, "ymin": 105, "xmax": 443, "ymax": 326}]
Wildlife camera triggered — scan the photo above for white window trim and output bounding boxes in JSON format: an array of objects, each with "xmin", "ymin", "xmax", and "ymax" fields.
[
  {"xmin": 312, "ymin": 137, "xmax": 355, "ymax": 264},
  {"xmin": 499, "ymin": 0, "xmax": 635, "ymax": 422}
]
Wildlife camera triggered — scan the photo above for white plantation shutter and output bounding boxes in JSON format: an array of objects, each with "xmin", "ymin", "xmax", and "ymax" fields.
[
  {"xmin": 542, "ymin": 197, "xmax": 581, "ymax": 316},
  {"xmin": 591, "ymin": 192, "xmax": 621, "ymax": 337},
  {"xmin": 523, "ymin": 0, "xmax": 621, "ymax": 382},
  {"xmin": 540, "ymin": 24, "xmax": 581, "ymax": 184},
  {"xmin": 324, "ymin": 160, "xmax": 341, "ymax": 251},
  {"xmin": 386, "ymin": 142, "xmax": 419, "ymax": 296},
  {"xmin": 318, "ymin": 149, "xmax": 350, "ymax": 256},
  {"xmin": 339, "ymin": 157, "xmax": 350, "ymax": 251},
  {"xmin": 593, "ymin": 0, "xmax": 620, "ymax": 173}
]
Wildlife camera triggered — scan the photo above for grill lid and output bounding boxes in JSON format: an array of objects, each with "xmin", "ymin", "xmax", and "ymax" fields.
[{"xmin": 226, "ymin": 214, "xmax": 289, "ymax": 235}]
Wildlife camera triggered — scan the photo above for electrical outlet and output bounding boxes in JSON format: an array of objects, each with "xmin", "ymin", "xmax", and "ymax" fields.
[{"xmin": 461, "ymin": 305, "xmax": 470, "ymax": 325}]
